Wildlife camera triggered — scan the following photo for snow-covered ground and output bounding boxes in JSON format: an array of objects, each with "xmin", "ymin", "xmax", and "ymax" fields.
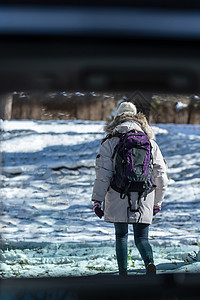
[{"xmin": 0, "ymin": 120, "xmax": 200, "ymax": 278}]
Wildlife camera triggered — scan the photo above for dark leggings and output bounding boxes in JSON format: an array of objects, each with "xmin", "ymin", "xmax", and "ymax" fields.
[{"xmin": 114, "ymin": 223, "xmax": 154, "ymax": 275}]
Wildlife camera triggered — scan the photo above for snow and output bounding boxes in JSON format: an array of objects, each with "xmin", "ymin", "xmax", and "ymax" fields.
[
  {"xmin": 176, "ymin": 101, "xmax": 188, "ymax": 111},
  {"xmin": 75, "ymin": 92, "xmax": 85, "ymax": 96},
  {"xmin": 0, "ymin": 120, "xmax": 200, "ymax": 278}
]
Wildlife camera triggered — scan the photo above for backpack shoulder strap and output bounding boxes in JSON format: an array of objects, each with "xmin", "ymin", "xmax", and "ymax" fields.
[
  {"xmin": 101, "ymin": 132, "xmax": 122, "ymax": 144},
  {"xmin": 101, "ymin": 134, "xmax": 112, "ymax": 144}
]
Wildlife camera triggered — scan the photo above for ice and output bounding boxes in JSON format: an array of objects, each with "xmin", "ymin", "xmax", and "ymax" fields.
[{"xmin": 0, "ymin": 120, "xmax": 200, "ymax": 277}]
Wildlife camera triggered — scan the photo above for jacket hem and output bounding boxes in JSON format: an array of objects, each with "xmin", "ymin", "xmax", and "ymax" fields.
[{"xmin": 104, "ymin": 218, "xmax": 151, "ymax": 225}]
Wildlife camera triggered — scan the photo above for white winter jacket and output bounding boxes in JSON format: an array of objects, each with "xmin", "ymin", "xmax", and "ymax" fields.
[{"xmin": 92, "ymin": 120, "xmax": 168, "ymax": 224}]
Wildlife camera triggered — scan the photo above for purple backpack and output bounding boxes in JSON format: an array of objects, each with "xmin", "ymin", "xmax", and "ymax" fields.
[{"xmin": 110, "ymin": 131, "xmax": 156, "ymax": 203}]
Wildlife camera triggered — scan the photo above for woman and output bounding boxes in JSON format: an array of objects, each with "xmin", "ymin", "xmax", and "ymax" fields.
[{"xmin": 92, "ymin": 102, "xmax": 168, "ymax": 275}]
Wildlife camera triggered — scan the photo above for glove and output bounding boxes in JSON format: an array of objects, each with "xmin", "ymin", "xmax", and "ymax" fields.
[
  {"xmin": 153, "ymin": 206, "xmax": 161, "ymax": 216},
  {"xmin": 93, "ymin": 201, "xmax": 104, "ymax": 219}
]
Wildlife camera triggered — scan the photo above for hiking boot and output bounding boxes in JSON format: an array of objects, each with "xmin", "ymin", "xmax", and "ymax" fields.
[{"xmin": 146, "ymin": 263, "xmax": 156, "ymax": 275}]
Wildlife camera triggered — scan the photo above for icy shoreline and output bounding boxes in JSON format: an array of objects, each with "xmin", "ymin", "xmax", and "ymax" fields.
[{"xmin": 1, "ymin": 241, "xmax": 200, "ymax": 278}]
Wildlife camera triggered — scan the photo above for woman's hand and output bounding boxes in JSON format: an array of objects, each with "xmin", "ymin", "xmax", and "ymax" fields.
[
  {"xmin": 153, "ymin": 205, "xmax": 161, "ymax": 216},
  {"xmin": 93, "ymin": 201, "xmax": 104, "ymax": 219}
]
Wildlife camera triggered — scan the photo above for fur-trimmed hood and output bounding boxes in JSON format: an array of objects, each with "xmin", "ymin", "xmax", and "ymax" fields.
[{"xmin": 105, "ymin": 112, "xmax": 155, "ymax": 140}]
